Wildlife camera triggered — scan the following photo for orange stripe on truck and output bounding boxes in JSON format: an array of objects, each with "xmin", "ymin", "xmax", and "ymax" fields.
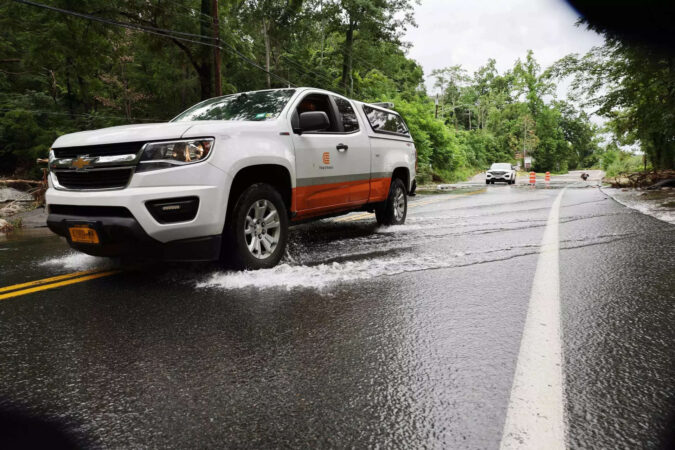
[{"xmin": 291, "ymin": 177, "xmax": 391, "ymax": 219}]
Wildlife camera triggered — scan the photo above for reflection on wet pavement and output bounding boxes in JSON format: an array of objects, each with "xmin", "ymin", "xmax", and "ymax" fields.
[{"xmin": 0, "ymin": 182, "xmax": 673, "ymax": 448}]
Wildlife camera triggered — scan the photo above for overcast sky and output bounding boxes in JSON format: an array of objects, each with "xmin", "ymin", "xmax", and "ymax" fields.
[{"xmin": 404, "ymin": 0, "xmax": 605, "ymax": 95}]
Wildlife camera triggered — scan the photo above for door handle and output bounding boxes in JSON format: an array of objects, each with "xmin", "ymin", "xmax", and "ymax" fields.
[{"xmin": 336, "ymin": 143, "xmax": 348, "ymax": 152}]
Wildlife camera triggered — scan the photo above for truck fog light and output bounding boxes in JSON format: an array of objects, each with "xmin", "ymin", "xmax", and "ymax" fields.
[{"xmin": 146, "ymin": 196, "xmax": 199, "ymax": 224}]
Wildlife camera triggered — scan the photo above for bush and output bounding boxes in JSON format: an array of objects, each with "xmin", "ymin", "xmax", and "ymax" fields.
[{"xmin": 605, "ymin": 154, "xmax": 647, "ymax": 177}]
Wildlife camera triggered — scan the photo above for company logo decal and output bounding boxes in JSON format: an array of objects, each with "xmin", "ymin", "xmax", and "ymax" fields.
[{"xmin": 322, "ymin": 152, "xmax": 330, "ymax": 165}]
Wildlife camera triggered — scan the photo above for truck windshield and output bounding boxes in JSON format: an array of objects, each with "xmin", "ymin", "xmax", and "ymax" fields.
[
  {"xmin": 171, "ymin": 89, "xmax": 296, "ymax": 122},
  {"xmin": 490, "ymin": 163, "xmax": 512, "ymax": 170}
]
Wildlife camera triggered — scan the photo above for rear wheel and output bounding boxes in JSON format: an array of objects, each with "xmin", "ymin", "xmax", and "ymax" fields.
[
  {"xmin": 223, "ymin": 183, "xmax": 288, "ymax": 270},
  {"xmin": 376, "ymin": 178, "xmax": 407, "ymax": 226}
]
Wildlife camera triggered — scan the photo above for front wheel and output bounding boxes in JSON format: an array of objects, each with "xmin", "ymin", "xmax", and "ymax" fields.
[
  {"xmin": 376, "ymin": 178, "xmax": 407, "ymax": 226},
  {"xmin": 224, "ymin": 183, "xmax": 288, "ymax": 270}
]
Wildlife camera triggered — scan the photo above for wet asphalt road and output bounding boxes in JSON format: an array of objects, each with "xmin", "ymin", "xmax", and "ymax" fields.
[{"xmin": 0, "ymin": 176, "xmax": 673, "ymax": 449}]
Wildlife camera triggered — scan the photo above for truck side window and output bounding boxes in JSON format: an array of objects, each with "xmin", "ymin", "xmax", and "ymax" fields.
[
  {"xmin": 293, "ymin": 94, "xmax": 339, "ymax": 133},
  {"xmin": 332, "ymin": 97, "xmax": 359, "ymax": 132},
  {"xmin": 363, "ymin": 105, "xmax": 410, "ymax": 136}
]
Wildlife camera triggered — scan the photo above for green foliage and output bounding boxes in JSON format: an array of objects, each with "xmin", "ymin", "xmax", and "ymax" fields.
[
  {"xmin": 0, "ymin": 0, "xmax": 604, "ymax": 181},
  {"xmin": 552, "ymin": 22, "xmax": 675, "ymax": 170},
  {"xmin": 431, "ymin": 50, "xmax": 595, "ymax": 174},
  {"xmin": 605, "ymin": 153, "xmax": 646, "ymax": 177}
]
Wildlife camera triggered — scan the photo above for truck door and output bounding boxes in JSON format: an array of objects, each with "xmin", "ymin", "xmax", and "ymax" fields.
[
  {"xmin": 290, "ymin": 92, "xmax": 367, "ymax": 215},
  {"xmin": 330, "ymin": 96, "xmax": 371, "ymax": 204}
]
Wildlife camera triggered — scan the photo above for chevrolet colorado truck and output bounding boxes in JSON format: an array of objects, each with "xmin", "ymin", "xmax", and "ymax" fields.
[{"xmin": 46, "ymin": 88, "xmax": 417, "ymax": 269}]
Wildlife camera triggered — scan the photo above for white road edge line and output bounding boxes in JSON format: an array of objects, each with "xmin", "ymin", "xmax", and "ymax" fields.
[{"xmin": 500, "ymin": 188, "xmax": 567, "ymax": 450}]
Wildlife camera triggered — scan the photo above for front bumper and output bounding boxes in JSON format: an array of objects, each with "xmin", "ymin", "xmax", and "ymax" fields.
[
  {"xmin": 46, "ymin": 162, "xmax": 229, "ymax": 243},
  {"xmin": 47, "ymin": 210, "xmax": 222, "ymax": 261},
  {"xmin": 45, "ymin": 162, "xmax": 230, "ymax": 261},
  {"xmin": 487, "ymin": 173, "xmax": 512, "ymax": 181}
]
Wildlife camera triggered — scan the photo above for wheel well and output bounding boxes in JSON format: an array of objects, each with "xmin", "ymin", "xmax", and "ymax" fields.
[
  {"xmin": 392, "ymin": 167, "xmax": 410, "ymax": 193},
  {"xmin": 228, "ymin": 165, "xmax": 292, "ymax": 217}
]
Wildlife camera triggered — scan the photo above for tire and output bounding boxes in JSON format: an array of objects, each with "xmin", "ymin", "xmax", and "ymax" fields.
[
  {"xmin": 223, "ymin": 183, "xmax": 289, "ymax": 270},
  {"xmin": 376, "ymin": 178, "xmax": 407, "ymax": 226},
  {"xmin": 486, "ymin": 180, "xmax": 490, "ymax": 185}
]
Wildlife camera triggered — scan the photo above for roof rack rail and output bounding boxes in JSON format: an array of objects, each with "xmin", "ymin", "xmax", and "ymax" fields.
[{"xmin": 370, "ymin": 102, "xmax": 395, "ymax": 109}]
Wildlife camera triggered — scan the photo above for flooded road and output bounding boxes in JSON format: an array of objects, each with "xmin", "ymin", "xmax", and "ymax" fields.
[{"xmin": 0, "ymin": 179, "xmax": 673, "ymax": 448}]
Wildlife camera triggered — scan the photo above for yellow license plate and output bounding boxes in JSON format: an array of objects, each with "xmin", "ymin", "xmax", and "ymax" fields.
[{"xmin": 69, "ymin": 226, "xmax": 100, "ymax": 244}]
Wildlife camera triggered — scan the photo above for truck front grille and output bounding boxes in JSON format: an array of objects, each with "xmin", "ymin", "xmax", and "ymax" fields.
[
  {"xmin": 52, "ymin": 142, "xmax": 146, "ymax": 159},
  {"xmin": 55, "ymin": 169, "xmax": 133, "ymax": 190}
]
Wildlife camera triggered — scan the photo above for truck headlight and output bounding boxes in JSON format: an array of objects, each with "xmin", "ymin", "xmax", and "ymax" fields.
[{"xmin": 138, "ymin": 138, "xmax": 214, "ymax": 172}]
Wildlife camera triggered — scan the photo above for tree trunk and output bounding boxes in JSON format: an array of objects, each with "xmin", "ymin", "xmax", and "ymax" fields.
[
  {"xmin": 319, "ymin": 0, "xmax": 326, "ymax": 67},
  {"xmin": 451, "ymin": 98, "xmax": 458, "ymax": 129},
  {"xmin": 263, "ymin": 17, "xmax": 271, "ymax": 89},
  {"xmin": 181, "ymin": 64, "xmax": 188, "ymax": 109},
  {"xmin": 65, "ymin": 71, "xmax": 74, "ymax": 118},
  {"xmin": 199, "ymin": 0, "xmax": 213, "ymax": 100},
  {"xmin": 198, "ymin": 68, "xmax": 212, "ymax": 101},
  {"xmin": 341, "ymin": 19, "xmax": 355, "ymax": 93},
  {"xmin": 212, "ymin": 0, "xmax": 222, "ymax": 96}
]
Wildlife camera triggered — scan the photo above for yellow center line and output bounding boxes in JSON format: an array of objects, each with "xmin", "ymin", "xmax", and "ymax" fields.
[
  {"xmin": 0, "ymin": 270, "xmax": 120, "ymax": 301},
  {"xmin": 0, "ymin": 268, "xmax": 106, "ymax": 293}
]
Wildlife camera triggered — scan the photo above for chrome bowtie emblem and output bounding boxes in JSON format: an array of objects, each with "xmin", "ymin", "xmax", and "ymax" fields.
[{"xmin": 71, "ymin": 156, "xmax": 92, "ymax": 170}]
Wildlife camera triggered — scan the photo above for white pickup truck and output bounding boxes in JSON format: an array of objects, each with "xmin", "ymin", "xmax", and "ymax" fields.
[{"xmin": 46, "ymin": 88, "xmax": 417, "ymax": 269}]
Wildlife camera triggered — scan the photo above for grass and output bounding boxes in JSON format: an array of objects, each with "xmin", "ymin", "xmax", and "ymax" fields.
[{"xmin": 10, "ymin": 217, "xmax": 23, "ymax": 229}]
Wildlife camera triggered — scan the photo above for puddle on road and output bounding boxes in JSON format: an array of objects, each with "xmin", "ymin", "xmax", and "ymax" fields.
[
  {"xmin": 197, "ymin": 244, "xmax": 542, "ymax": 292},
  {"xmin": 27, "ymin": 188, "xmax": 642, "ymax": 293},
  {"xmin": 199, "ymin": 254, "xmax": 468, "ymax": 291}
]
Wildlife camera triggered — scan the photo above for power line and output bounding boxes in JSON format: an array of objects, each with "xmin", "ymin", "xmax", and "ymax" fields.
[
  {"xmin": 0, "ymin": 108, "xmax": 163, "ymax": 122},
  {"xmin": 103, "ymin": 1, "xmax": 376, "ymax": 98},
  {"xmin": 11, "ymin": 0, "xmax": 403, "ymax": 100},
  {"xmin": 145, "ymin": 0, "xmax": 356, "ymax": 95},
  {"xmin": 280, "ymin": 55, "xmax": 346, "ymax": 94},
  {"xmin": 157, "ymin": 0, "xmax": 214, "ymax": 22},
  {"xmin": 11, "ymin": 0, "xmax": 295, "ymax": 87},
  {"xmin": 13, "ymin": 0, "xmax": 219, "ymax": 42}
]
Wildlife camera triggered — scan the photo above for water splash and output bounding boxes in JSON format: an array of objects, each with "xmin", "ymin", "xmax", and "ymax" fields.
[
  {"xmin": 197, "ymin": 246, "xmax": 535, "ymax": 292},
  {"xmin": 39, "ymin": 251, "xmax": 114, "ymax": 271}
]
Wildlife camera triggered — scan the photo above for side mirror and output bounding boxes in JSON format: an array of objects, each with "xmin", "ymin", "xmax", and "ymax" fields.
[{"xmin": 295, "ymin": 111, "xmax": 330, "ymax": 134}]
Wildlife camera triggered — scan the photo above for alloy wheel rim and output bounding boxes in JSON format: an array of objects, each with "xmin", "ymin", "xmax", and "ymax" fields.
[
  {"xmin": 394, "ymin": 187, "xmax": 405, "ymax": 221},
  {"xmin": 244, "ymin": 199, "xmax": 281, "ymax": 259}
]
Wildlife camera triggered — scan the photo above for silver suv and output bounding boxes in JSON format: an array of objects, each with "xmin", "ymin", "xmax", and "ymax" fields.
[{"xmin": 486, "ymin": 163, "xmax": 516, "ymax": 185}]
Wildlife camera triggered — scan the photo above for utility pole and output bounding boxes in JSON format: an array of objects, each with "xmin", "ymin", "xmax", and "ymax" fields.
[
  {"xmin": 435, "ymin": 94, "xmax": 439, "ymax": 119},
  {"xmin": 212, "ymin": 0, "xmax": 222, "ymax": 97},
  {"xmin": 522, "ymin": 119, "xmax": 527, "ymax": 167}
]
